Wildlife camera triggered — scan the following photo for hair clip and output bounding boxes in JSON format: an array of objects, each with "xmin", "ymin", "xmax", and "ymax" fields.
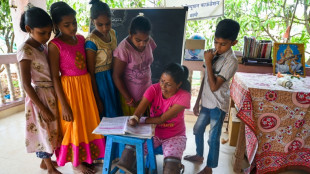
[
  {"xmin": 24, "ymin": 2, "xmax": 35, "ymax": 11},
  {"xmin": 137, "ymin": 12, "xmax": 144, "ymax": 17}
]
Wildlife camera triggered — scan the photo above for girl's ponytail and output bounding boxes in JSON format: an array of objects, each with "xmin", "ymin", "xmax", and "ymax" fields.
[
  {"xmin": 89, "ymin": 0, "xmax": 111, "ymax": 20},
  {"xmin": 19, "ymin": 6, "xmax": 52, "ymax": 33},
  {"xmin": 180, "ymin": 65, "xmax": 191, "ymax": 92},
  {"xmin": 20, "ymin": 12, "xmax": 27, "ymax": 32}
]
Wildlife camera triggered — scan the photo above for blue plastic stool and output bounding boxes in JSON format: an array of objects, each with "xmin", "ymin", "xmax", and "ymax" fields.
[{"xmin": 102, "ymin": 135, "xmax": 157, "ymax": 174}]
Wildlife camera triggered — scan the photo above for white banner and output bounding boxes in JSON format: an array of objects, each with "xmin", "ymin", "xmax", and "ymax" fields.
[{"xmin": 166, "ymin": 0, "xmax": 224, "ymax": 20}]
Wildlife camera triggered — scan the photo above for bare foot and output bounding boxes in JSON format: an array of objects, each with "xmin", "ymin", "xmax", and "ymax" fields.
[
  {"xmin": 82, "ymin": 162, "xmax": 95, "ymax": 170},
  {"xmin": 197, "ymin": 166, "xmax": 212, "ymax": 174},
  {"xmin": 76, "ymin": 163, "xmax": 95, "ymax": 174},
  {"xmin": 183, "ymin": 155, "xmax": 204, "ymax": 163},
  {"xmin": 40, "ymin": 160, "xmax": 58, "ymax": 170},
  {"xmin": 47, "ymin": 168, "xmax": 62, "ymax": 174},
  {"xmin": 41, "ymin": 158, "xmax": 62, "ymax": 174}
]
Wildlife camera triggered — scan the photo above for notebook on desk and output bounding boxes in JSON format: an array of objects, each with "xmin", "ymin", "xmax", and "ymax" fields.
[{"xmin": 93, "ymin": 116, "xmax": 155, "ymax": 138}]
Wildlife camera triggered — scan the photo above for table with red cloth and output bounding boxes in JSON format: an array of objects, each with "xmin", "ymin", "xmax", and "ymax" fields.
[{"xmin": 230, "ymin": 72, "xmax": 310, "ymax": 174}]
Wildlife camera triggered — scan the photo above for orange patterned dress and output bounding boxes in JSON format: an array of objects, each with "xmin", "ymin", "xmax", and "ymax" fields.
[{"xmin": 50, "ymin": 35, "xmax": 105, "ymax": 167}]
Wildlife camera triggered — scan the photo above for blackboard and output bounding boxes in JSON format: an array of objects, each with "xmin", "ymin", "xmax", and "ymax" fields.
[{"xmin": 91, "ymin": 8, "xmax": 187, "ymax": 83}]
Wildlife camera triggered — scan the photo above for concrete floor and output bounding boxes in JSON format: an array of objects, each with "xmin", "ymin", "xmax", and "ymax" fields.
[{"xmin": 0, "ymin": 112, "xmax": 308, "ymax": 174}]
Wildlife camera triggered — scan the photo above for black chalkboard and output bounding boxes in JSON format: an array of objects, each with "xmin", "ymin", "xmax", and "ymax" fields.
[{"xmin": 90, "ymin": 8, "xmax": 187, "ymax": 83}]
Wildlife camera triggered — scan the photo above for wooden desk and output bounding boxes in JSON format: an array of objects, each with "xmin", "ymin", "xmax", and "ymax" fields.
[{"xmin": 230, "ymin": 72, "xmax": 310, "ymax": 173}]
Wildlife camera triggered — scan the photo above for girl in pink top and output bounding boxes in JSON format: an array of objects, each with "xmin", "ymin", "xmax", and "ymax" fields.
[
  {"xmin": 48, "ymin": 2, "xmax": 104, "ymax": 174},
  {"xmin": 117, "ymin": 63, "xmax": 191, "ymax": 174},
  {"xmin": 113, "ymin": 15, "xmax": 157, "ymax": 116}
]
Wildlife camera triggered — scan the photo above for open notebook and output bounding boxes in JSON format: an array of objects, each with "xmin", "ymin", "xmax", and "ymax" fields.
[{"xmin": 92, "ymin": 116, "xmax": 155, "ymax": 138}]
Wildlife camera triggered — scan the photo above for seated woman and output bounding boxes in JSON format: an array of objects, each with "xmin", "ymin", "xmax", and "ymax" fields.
[{"xmin": 116, "ymin": 63, "xmax": 191, "ymax": 174}]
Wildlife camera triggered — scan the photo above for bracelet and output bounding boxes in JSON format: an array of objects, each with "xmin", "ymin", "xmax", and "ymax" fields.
[
  {"xmin": 130, "ymin": 115, "xmax": 140, "ymax": 122},
  {"xmin": 139, "ymin": 117, "xmax": 147, "ymax": 124},
  {"xmin": 126, "ymin": 98, "xmax": 134, "ymax": 105}
]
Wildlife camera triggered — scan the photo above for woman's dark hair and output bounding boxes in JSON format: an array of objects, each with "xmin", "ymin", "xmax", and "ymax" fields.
[
  {"xmin": 129, "ymin": 16, "xmax": 152, "ymax": 35},
  {"xmin": 20, "ymin": 7, "xmax": 52, "ymax": 32},
  {"xmin": 89, "ymin": 0, "xmax": 111, "ymax": 20},
  {"xmin": 162, "ymin": 63, "xmax": 191, "ymax": 92},
  {"xmin": 50, "ymin": 1, "xmax": 76, "ymax": 36}
]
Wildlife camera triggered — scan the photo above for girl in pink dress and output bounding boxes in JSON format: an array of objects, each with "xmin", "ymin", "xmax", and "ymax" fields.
[
  {"xmin": 17, "ymin": 6, "xmax": 61, "ymax": 174},
  {"xmin": 113, "ymin": 15, "xmax": 157, "ymax": 116},
  {"xmin": 48, "ymin": 2, "xmax": 104, "ymax": 174}
]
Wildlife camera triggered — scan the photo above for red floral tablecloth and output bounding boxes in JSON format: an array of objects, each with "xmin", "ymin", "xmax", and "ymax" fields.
[{"xmin": 230, "ymin": 72, "xmax": 310, "ymax": 174}]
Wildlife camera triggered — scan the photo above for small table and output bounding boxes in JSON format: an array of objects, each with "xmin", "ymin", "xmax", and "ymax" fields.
[{"xmin": 230, "ymin": 72, "xmax": 310, "ymax": 173}]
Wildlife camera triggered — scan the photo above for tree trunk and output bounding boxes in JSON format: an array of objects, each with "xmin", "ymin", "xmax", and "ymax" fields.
[
  {"xmin": 286, "ymin": 0, "xmax": 299, "ymax": 43},
  {"xmin": 304, "ymin": 0, "xmax": 310, "ymax": 35}
]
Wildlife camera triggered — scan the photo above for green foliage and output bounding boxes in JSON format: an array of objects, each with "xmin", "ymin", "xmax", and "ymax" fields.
[
  {"xmin": 0, "ymin": 0, "xmax": 309, "ymax": 62},
  {"xmin": 0, "ymin": 0, "xmax": 11, "ymax": 31},
  {"xmin": 0, "ymin": 0, "xmax": 14, "ymax": 53},
  {"xmin": 12, "ymin": 80, "xmax": 19, "ymax": 88}
]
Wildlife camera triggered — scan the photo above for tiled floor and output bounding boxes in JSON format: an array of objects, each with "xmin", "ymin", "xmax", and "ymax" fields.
[{"xmin": 0, "ymin": 112, "xmax": 308, "ymax": 174}]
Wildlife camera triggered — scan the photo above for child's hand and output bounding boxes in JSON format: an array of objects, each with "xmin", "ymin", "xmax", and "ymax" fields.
[
  {"xmin": 204, "ymin": 49, "xmax": 217, "ymax": 64},
  {"xmin": 41, "ymin": 107, "xmax": 55, "ymax": 122},
  {"xmin": 62, "ymin": 103, "xmax": 73, "ymax": 122}
]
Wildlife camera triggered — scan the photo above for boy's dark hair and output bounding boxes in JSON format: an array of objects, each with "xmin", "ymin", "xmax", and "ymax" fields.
[
  {"xmin": 129, "ymin": 16, "xmax": 152, "ymax": 35},
  {"xmin": 50, "ymin": 2, "xmax": 76, "ymax": 36},
  {"xmin": 20, "ymin": 7, "xmax": 52, "ymax": 32},
  {"xmin": 89, "ymin": 0, "xmax": 111, "ymax": 20},
  {"xmin": 162, "ymin": 63, "xmax": 191, "ymax": 92},
  {"xmin": 215, "ymin": 19, "xmax": 240, "ymax": 41}
]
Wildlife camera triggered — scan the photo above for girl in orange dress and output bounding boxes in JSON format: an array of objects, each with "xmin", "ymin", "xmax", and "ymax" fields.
[{"xmin": 48, "ymin": 2, "xmax": 105, "ymax": 174}]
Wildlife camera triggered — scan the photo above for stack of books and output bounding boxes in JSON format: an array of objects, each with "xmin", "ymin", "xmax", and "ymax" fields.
[{"xmin": 243, "ymin": 36, "xmax": 273, "ymax": 66}]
